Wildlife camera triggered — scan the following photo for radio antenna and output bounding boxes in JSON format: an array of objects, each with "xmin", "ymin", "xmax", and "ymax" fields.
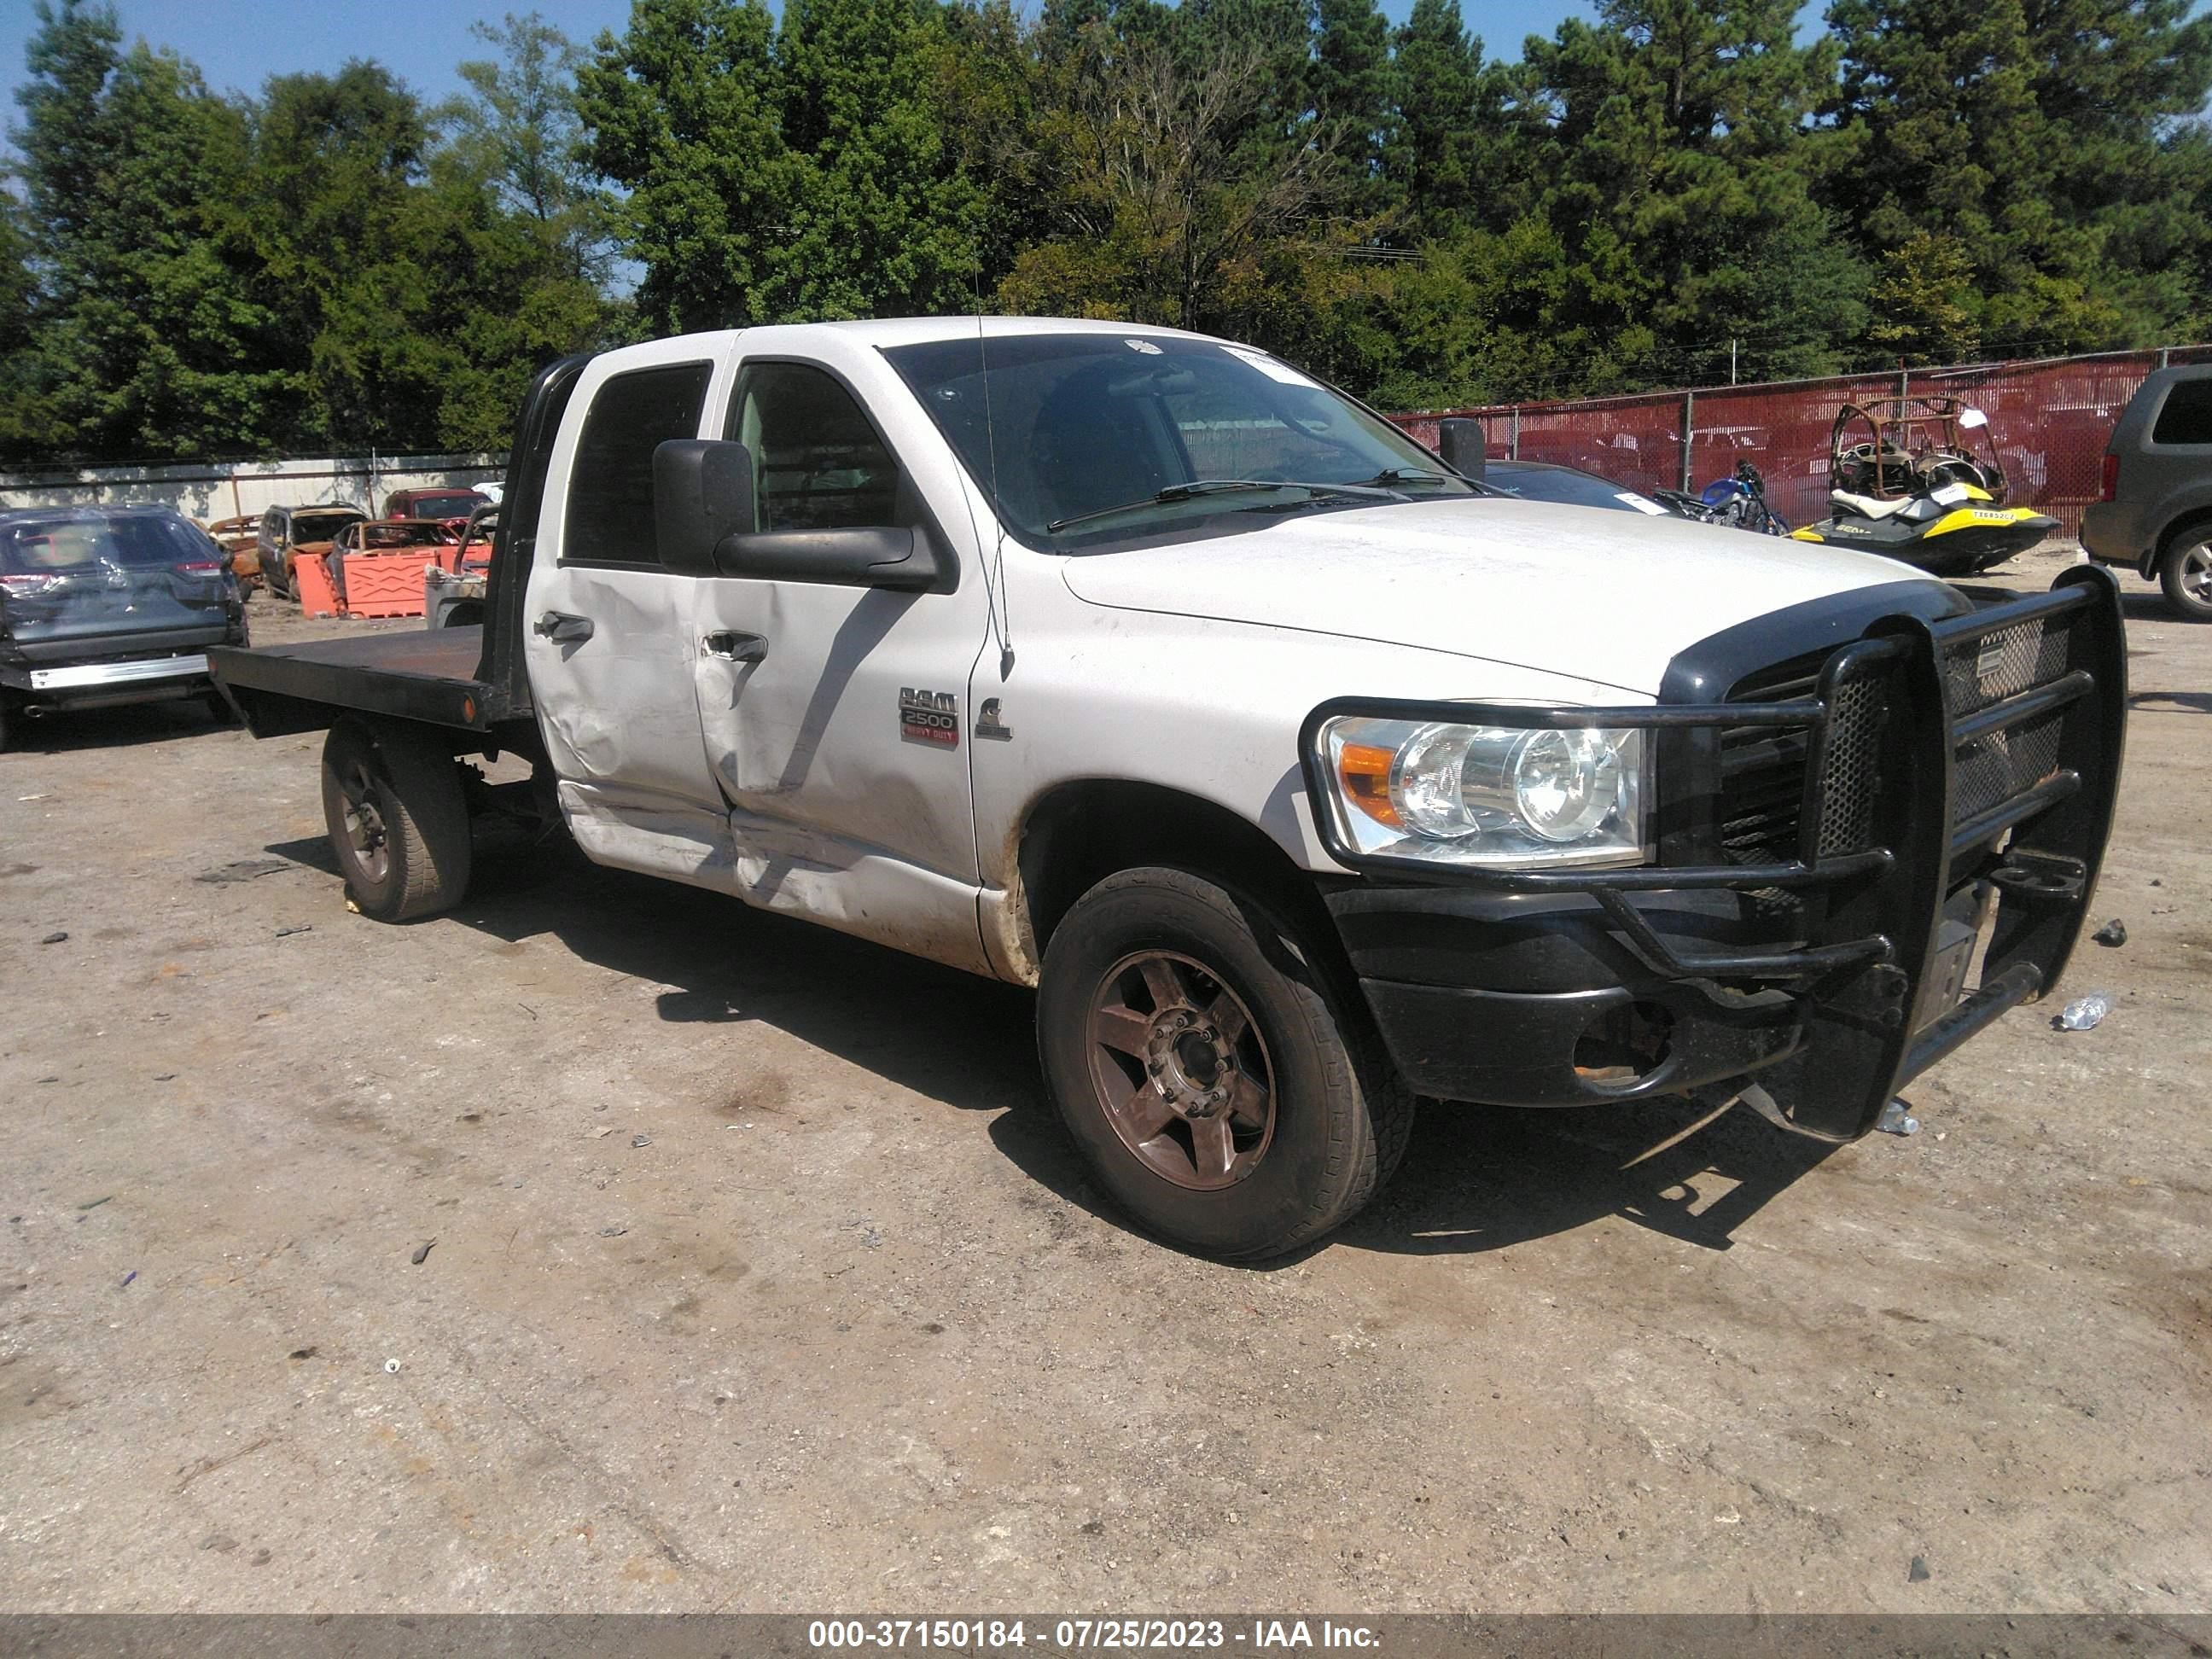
[{"xmin": 975, "ymin": 288, "xmax": 1013, "ymax": 678}]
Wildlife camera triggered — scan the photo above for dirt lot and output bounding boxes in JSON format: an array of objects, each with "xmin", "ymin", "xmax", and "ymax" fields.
[{"xmin": 2, "ymin": 545, "xmax": 2208, "ymax": 1616}]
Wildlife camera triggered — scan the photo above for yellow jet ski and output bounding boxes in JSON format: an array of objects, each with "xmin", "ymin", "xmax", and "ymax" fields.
[{"xmin": 1790, "ymin": 397, "xmax": 2058, "ymax": 579}]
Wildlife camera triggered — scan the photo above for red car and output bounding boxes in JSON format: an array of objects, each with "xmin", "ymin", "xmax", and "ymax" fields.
[{"xmin": 381, "ymin": 486, "xmax": 492, "ymax": 529}]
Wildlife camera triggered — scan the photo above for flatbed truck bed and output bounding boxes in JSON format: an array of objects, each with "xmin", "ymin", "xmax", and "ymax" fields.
[{"xmin": 208, "ymin": 626, "xmax": 500, "ymax": 737}]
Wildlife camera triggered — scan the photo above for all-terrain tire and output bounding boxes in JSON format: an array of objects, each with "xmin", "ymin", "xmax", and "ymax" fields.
[
  {"xmin": 320, "ymin": 718, "xmax": 472, "ymax": 921},
  {"xmin": 1036, "ymin": 865, "xmax": 1412, "ymax": 1261}
]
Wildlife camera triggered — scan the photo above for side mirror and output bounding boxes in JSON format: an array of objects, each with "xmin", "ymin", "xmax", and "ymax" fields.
[
  {"xmin": 656, "ymin": 437, "xmax": 945, "ymax": 591},
  {"xmin": 1437, "ymin": 416, "xmax": 1487, "ymax": 482},
  {"xmin": 717, "ymin": 526, "xmax": 943, "ymax": 592},
  {"xmin": 654, "ymin": 439, "xmax": 757, "ymax": 576}
]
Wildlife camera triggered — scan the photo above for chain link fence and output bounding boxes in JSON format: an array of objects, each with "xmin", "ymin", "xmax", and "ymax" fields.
[{"xmin": 1391, "ymin": 346, "xmax": 2212, "ymax": 538}]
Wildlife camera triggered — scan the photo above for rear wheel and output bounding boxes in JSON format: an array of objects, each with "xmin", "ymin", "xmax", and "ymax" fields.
[
  {"xmin": 319, "ymin": 718, "xmax": 472, "ymax": 920},
  {"xmin": 2158, "ymin": 533, "xmax": 2212, "ymax": 620},
  {"xmin": 1036, "ymin": 866, "xmax": 1411, "ymax": 1260}
]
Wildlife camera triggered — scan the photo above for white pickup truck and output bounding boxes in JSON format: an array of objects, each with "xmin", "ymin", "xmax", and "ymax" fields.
[{"xmin": 210, "ymin": 318, "xmax": 2127, "ymax": 1259}]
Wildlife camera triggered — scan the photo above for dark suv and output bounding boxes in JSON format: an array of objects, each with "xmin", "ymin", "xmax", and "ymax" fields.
[
  {"xmin": 256, "ymin": 503, "xmax": 365, "ymax": 601},
  {"xmin": 2081, "ymin": 364, "xmax": 2212, "ymax": 618},
  {"xmin": 0, "ymin": 505, "xmax": 247, "ymax": 748}
]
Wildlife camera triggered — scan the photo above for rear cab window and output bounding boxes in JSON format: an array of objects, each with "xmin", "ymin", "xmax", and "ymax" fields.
[
  {"xmin": 562, "ymin": 360, "xmax": 715, "ymax": 566},
  {"xmin": 2151, "ymin": 378, "xmax": 2212, "ymax": 446},
  {"xmin": 3, "ymin": 513, "xmax": 213, "ymax": 571}
]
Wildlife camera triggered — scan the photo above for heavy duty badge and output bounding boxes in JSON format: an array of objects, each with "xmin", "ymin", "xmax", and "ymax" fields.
[{"xmin": 899, "ymin": 688, "xmax": 960, "ymax": 749}]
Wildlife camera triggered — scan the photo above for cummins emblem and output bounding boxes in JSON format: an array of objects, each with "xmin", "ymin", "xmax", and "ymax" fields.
[
  {"xmin": 899, "ymin": 688, "xmax": 959, "ymax": 749},
  {"xmin": 974, "ymin": 697, "xmax": 1012, "ymax": 741}
]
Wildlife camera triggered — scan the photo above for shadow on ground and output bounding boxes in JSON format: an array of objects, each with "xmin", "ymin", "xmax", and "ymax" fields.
[
  {"xmin": 265, "ymin": 825, "xmax": 1838, "ymax": 1264},
  {"xmin": 2129, "ymin": 689, "xmax": 2212, "ymax": 714},
  {"xmin": 2, "ymin": 696, "xmax": 231, "ymax": 755}
]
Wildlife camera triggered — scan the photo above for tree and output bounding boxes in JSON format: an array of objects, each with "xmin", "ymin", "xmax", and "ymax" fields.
[
  {"xmin": 578, "ymin": 0, "xmax": 797, "ymax": 332},
  {"xmin": 1865, "ymin": 230, "xmax": 1982, "ymax": 364},
  {"xmin": 1382, "ymin": 0, "xmax": 1486, "ymax": 237},
  {"xmin": 1516, "ymin": 0, "xmax": 1866, "ymax": 387},
  {"xmin": 0, "ymin": 189, "xmax": 41, "ymax": 452},
  {"xmin": 1309, "ymin": 0, "xmax": 1394, "ymax": 201},
  {"xmin": 434, "ymin": 12, "xmax": 614, "ymax": 445},
  {"xmin": 1825, "ymin": 0, "xmax": 2212, "ymax": 356},
  {"xmin": 1001, "ymin": 26, "xmax": 1348, "ymax": 335},
  {"xmin": 243, "ymin": 62, "xmax": 444, "ymax": 449},
  {"xmin": 771, "ymin": 0, "xmax": 988, "ymax": 318},
  {"xmin": 445, "ymin": 12, "xmax": 608, "ymax": 282},
  {"xmin": 7, "ymin": 2, "xmax": 288, "ymax": 460}
]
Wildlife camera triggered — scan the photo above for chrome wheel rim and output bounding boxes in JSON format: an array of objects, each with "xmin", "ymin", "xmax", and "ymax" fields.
[
  {"xmin": 1085, "ymin": 950, "xmax": 1275, "ymax": 1190},
  {"xmin": 2181, "ymin": 543, "xmax": 2212, "ymax": 604}
]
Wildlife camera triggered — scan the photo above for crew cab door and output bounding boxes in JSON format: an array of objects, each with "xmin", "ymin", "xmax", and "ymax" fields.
[
  {"xmin": 524, "ymin": 344, "xmax": 736, "ymax": 886},
  {"xmin": 690, "ymin": 332, "xmax": 993, "ymax": 971}
]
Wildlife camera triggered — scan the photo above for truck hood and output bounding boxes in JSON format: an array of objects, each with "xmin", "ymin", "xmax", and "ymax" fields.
[{"xmin": 1057, "ymin": 498, "xmax": 1936, "ymax": 696}]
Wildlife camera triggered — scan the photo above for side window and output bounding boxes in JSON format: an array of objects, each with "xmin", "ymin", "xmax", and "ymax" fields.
[
  {"xmin": 562, "ymin": 360, "xmax": 714, "ymax": 566},
  {"xmin": 2151, "ymin": 378, "xmax": 2212, "ymax": 446},
  {"xmin": 725, "ymin": 362, "xmax": 901, "ymax": 533}
]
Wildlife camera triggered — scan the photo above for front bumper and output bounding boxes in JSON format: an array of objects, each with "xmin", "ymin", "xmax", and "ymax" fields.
[{"xmin": 1312, "ymin": 570, "xmax": 2127, "ymax": 1142}]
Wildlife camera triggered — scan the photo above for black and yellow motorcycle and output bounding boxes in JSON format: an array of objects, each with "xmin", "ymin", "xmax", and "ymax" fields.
[{"xmin": 1790, "ymin": 398, "xmax": 2057, "ymax": 578}]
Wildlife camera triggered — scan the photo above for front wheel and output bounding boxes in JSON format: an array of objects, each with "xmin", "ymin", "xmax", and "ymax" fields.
[
  {"xmin": 1036, "ymin": 866, "xmax": 1412, "ymax": 1260},
  {"xmin": 319, "ymin": 718, "xmax": 472, "ymax": 920},
  {"xmin": 2158, "ymin": 533, "xmax": 2212, "ymax": 620}
]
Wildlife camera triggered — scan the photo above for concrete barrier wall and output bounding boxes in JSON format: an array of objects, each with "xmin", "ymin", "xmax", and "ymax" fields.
[{"xmin": 0, "ymin": 452, "xmax": 506, "ymax": 523}]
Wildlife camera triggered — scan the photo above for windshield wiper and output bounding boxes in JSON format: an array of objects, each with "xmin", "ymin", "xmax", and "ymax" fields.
[
  {"xmin": 1360, "ymin": 466, "xmax": 1459, "ymax": 486},
  {"xmin": 1045, "ymin": 479, "xmax": 1389, "ymax": 533}
]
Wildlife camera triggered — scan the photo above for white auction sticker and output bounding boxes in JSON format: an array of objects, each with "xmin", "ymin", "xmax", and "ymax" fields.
[{"xmin": 1221, "ymin": 345, "xmax": 1319, "ymax": 388}]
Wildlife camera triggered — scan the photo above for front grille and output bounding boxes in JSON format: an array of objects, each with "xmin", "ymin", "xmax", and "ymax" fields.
[
  {"xmin": 1714, "ymin": 608, "xmax": 2078, "ymax": 868},
  {"xmin": 1816, "ymin": 673, "xmax": 1886, "ymax": 854},
  {"xmin": 1717, "ymin": 656, "xmax": 1819, "ymax": 864},
  {"xmin": 1941, "ymin": 617, "xmax": 2072, "ymax": 825}
]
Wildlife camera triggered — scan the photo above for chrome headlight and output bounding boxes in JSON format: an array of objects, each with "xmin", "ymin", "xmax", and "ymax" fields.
[{"xmin": 1312, "ymin": 714, "xmax": 1647, "ymax": 869}]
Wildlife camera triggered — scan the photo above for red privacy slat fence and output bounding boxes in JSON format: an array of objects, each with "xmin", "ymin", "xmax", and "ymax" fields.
[{"xmin": 1390, "ymin": 346, "xmax": 2212, "ymax": 537}]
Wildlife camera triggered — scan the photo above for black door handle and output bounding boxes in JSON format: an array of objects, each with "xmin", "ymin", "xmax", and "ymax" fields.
[
  {"xmin": 701, "ymin": 631, "xmax": 768, "ymax": 664},
  {"xmin": 533, "ymin": 611, "xmax": 593, "ymax": 643}
]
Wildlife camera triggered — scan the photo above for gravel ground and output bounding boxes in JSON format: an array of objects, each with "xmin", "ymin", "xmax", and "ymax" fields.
[{"xmin": 1, "ymin": 545, "xmax": 2207, "ymax": 1615}]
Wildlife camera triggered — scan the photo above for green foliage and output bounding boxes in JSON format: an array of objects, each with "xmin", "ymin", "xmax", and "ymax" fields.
[
  {"xmin": 7, "ymin": 3, "xmax": 288, "ymax": 458},
  {"xmin": 6, "ymin": 0, "xmax": 2212, "ymax": 463},
  {"xmin": 577, "ymin": 0, "xmax": 795, "ymax": 334},
  {"xmin": 1, "ymin": 2, "xmax": 612, "ymax": 463},
  {"xmin": 1826, "ymin": 0, "xmax": 2212, "ymax": 357},
  {"xmin": 772, "ymin": 0, "xmax": 987, "ymax": 318},
  {"xmin": 1866, "ymin": 230, "xmax": 1982, "ymax": 365}
]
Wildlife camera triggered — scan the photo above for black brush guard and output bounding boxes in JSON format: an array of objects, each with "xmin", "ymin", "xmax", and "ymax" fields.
[{"xmin": 1301, "ymin": 568, "xmax": 2127, "ymax": 1140}]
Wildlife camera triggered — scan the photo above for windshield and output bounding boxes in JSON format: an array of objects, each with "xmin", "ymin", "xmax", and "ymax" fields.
[
  {"xmin": 360, "ymin": 521, "xmax": 456, "ymax": 549},
  {"xmin": 293, "ymin": 511, "xmax": 361, "ymax": 544},
  {"xmin": 405, "ymin": 493, "xmax": 483, "ymax": 519},
  {"xmin": 2, "ymin": 512, "xmax": 219, "ymax": 572},
  {"xmin": 882, "ymin": 333, "xmax": 1472, "ymax": 547},
  {"xmin": 1486, "ymin": 463, "xmax": 1671, "ymax": 515}
]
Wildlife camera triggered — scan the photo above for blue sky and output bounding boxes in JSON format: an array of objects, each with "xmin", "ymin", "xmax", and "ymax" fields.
[{"xmin": 1, "ymin": 1, "xmax": 1600, "ymax": 114}]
